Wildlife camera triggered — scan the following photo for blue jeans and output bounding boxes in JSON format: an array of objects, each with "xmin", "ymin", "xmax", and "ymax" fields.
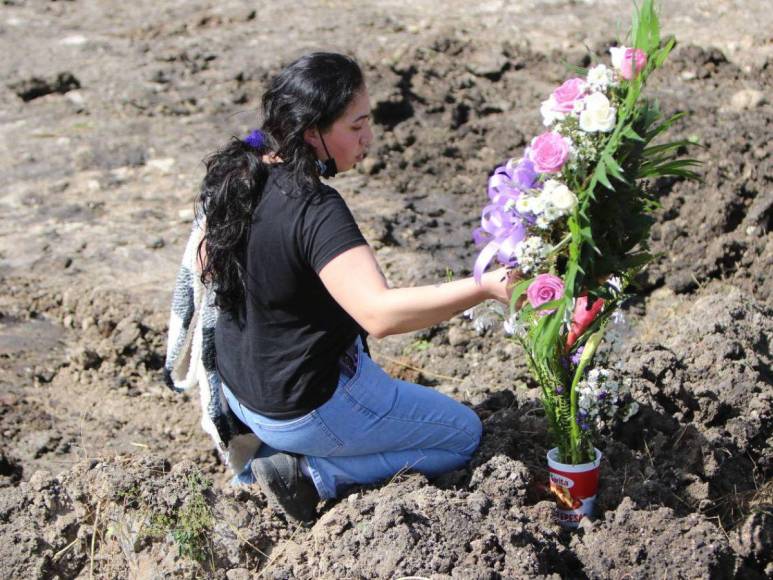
[{"xmin": 221, "ymin": 338, "xmax": 482, "ymax": 499}]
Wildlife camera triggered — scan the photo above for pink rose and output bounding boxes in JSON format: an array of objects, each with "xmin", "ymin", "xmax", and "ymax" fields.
[
  {"xmin": 611, "ymin": 47, "xmax": 647, "ymax": 80},
  {"xmin": 528, "ymin": 132, "xmax": 571, "ymax": 174},
  {"xmin": 550, "ymin": 78, "xmax": 587, "ymax": 113},
  {"xmin": 527, "ymin": 274, "xmax": 565, "ymax": 314}
]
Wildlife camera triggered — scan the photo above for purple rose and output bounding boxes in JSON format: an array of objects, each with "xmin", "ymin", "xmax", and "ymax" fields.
[
  {"xmin": 527, "ymin": 131, "xmax": 571, "ymax": 174},
  {"xmin": 549, "ymin": 77, "xmax": 587, "ymax": 113},
  {"xmin": 526, "ymin": 274, "xmax": 565, "ymax": 314}
]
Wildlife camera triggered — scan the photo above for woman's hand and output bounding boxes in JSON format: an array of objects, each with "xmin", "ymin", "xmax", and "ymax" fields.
[{"xmin": 482, "ymin": 267, "xmax": 524, "ymax": 306}]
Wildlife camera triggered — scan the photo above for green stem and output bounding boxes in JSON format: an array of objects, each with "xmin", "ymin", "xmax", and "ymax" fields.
[
  {"xmin": 568, "ymin": 326, "xmax": 607, "ymax": 463},
  {"xmin": 550, "ymin": 233, "xmax": 572, "ymax": 255}
]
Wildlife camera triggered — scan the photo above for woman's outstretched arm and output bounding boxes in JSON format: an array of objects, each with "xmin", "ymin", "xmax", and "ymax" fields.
[{"xmin": 319, "ymin": 244, "xmax": 515, "ymax": 338}]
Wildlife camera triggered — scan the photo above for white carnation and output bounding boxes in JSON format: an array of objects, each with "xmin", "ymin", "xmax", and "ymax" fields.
[
  {"xmin": 542, "ymin": 203, "xmax": 562, "ymax": 221},
  {"xmin": 579, "ymin": 92, "xmax": 616, "ymax": 133},
  {"xmin": 526, "ymin": 180, "xmax": 578, "ymax": 228},
  {"xmin": 543, "ymin": 180, "xmax": 578, "ymax": 212}
]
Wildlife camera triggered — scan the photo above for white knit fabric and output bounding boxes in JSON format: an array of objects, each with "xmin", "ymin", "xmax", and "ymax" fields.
[{"xmin": 164, "ymin": 219, "xmax": 260, "ymax": 474}]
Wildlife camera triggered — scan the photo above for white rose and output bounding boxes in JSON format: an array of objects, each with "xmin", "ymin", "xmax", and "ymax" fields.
[{"xmin": 579, "ymin": 92, "xmax": 616, "ymax": 133}]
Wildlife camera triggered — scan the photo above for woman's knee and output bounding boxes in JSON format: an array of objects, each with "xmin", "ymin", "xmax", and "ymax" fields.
[{"xmin": 457, "ymin": 403, "xmax": 483, "ymax": 457}]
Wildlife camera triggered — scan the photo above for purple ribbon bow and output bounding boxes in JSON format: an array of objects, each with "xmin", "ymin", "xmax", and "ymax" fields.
[{"xmin": 472, "ymin": 158, "xmax": 538, "ymax": 283}]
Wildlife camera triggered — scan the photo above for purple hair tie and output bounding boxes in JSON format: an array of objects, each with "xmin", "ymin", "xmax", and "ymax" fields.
[{"xmin": 244, "ymin": 129, "xmax": 266, "ymax": 150}]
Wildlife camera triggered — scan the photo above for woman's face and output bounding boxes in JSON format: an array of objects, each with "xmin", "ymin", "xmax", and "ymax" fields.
[{"xmin": 306, "ymin": 88, "xmax": 373, "ymax": 173}]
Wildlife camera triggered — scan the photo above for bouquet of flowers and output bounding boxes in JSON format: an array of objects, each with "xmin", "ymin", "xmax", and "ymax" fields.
[{"xmin": 471, "ymin": 0, "xmax": 699, "ymax": 466}]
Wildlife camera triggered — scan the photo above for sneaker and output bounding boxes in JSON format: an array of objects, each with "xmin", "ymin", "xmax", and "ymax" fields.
[{"xmin": 250, "ymin": 452, "xmax": 318, "ymax": 522}]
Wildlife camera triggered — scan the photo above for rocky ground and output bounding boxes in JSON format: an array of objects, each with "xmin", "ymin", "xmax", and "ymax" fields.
[{"xmin": 0, "ymin": 0, "xmax": 771, "ymax": 578}]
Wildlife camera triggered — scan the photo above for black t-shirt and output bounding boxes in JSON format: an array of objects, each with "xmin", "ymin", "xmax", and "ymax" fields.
[{"xmin": 215, "ymin": 165, "xmax": 368, "ymax": 418}]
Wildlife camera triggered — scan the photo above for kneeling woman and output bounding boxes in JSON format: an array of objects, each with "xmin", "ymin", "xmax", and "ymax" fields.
[{"xmin": 198, "ymin": 52, "xmax": 514, "ymax": 521}]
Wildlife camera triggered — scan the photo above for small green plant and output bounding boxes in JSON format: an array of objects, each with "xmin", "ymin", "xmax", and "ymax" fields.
[
  {"xmin": 172, "ymin": 472, "xmax": 214, "ymax": 563},
  {"xmin": 143, "ymin": 513, "xmax": 174, "ymax": 539},
  {"xmin": 139, "ymin": 470, "xmax": 214, "ymax": 564},
  {"xmin": 403, "ymin": 338, "xmax": 432, "ymax": 355},
  {"xmin": 115, "ymin": 483, "xmax": 142, "ymax": 508}
]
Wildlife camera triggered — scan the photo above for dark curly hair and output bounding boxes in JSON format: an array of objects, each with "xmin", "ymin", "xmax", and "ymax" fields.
[{"xmin": 196, "ymin": 52, "xmax": 364, "ymax": 319}]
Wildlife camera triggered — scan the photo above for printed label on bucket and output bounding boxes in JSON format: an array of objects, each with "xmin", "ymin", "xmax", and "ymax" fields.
[
  {"xmin": 547, "ymin": 448, "xmax": 601, "ymax": 528},
  {"xmin": 549, "ymin": 476, "xmax": 596, "ymax": 526}
]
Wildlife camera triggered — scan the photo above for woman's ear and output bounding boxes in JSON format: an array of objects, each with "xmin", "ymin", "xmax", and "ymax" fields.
[{"xmin": 304, "ymin": 127, "xmax": 321, "ymax": 151}]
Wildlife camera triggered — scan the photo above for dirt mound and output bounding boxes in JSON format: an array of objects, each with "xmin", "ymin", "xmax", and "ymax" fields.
[
  {"xmin": 639, "ymin": 45, "xmax": 772, "ymax": 302},
  {"xmin": 3, "ymin": 412, "xmax": 767, "ymax": 579},
  {"xmin": 573, "ymin": 497, "xmax": 736, "ymax": 579},
  {"xmin": 0, "ymin": 456, "xmax": 294, "ymax": 579},
  {"xmin": 595, "ymin": 284, "xmax": 772, "ymax": 522}
]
